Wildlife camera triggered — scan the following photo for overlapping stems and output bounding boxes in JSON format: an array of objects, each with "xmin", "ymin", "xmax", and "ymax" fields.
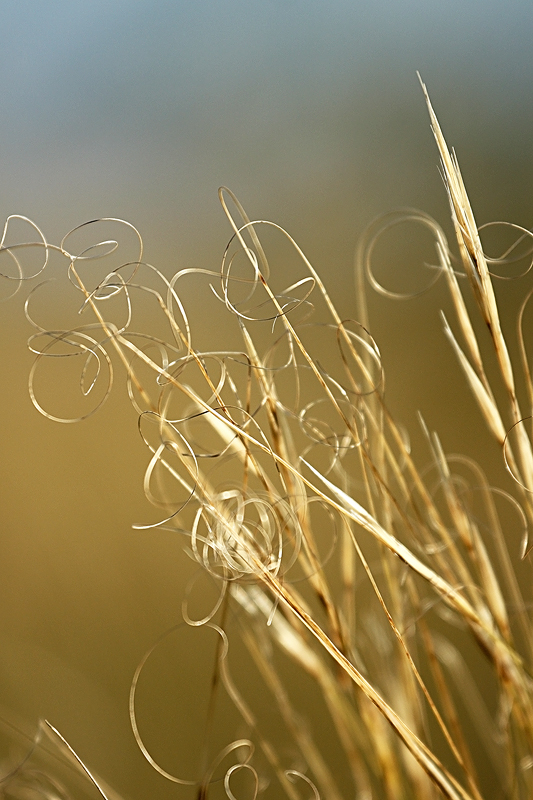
[{"xmin": 8, "ymin": 84, "xmax": 533, "ymax": 799}]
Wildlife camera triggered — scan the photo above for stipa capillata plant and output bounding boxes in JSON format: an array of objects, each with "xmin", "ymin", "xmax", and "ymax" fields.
[{"xmin": 2, "ymin": 78, "xmax": 533, "ymax": 800}]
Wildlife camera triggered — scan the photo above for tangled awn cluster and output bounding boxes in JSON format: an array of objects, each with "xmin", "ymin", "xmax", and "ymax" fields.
[{"xmin": 2, "ymin": 79, "xmax": 533, "ymax": 800}]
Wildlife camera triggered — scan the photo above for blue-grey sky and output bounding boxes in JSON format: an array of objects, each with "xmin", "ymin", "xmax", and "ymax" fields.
[{"xmin": 1, "ymin": 0, "xmax": 532, "ymax": 271}]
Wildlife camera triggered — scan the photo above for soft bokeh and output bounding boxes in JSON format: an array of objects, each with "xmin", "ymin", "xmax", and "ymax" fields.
[{"xmin": 1, "ymin": 1, "xmax": 532, "ymax": 797}]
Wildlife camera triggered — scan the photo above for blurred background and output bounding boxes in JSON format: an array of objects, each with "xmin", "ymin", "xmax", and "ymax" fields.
[{"xmin": 1, "ymin": 0, "xmax": 533, "ymax": 797}]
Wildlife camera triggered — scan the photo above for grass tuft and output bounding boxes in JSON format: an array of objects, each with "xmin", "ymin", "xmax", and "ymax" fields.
[{"xmin": 3, "ymin": 79, "xmax": 533, "ymax": 799}]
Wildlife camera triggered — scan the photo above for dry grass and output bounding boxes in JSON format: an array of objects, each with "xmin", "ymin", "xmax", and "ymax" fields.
[{"xmin": 2, "ymin": 80, "xmax": 533, "ymax": 799}]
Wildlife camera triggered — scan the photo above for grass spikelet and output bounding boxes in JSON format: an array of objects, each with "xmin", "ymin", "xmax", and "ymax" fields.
[{"xmin": 419, "ymin": 73, "xmax": 533, "ymax": 501}]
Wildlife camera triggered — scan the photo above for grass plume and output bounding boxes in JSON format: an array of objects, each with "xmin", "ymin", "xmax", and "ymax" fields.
[{"xmin": 2, "ymin": 79, "xmax": 533, "ymax": 799}]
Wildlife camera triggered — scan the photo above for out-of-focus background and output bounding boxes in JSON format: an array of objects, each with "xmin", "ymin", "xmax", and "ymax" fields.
[{"xmin": 1, "ymin": 1, "xmax": 533, "ymax": 797}]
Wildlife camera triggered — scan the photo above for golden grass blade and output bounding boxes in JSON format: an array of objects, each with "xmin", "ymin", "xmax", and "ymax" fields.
[{"xmin": 440, "ymin": 312, "xmax": 506, "ymax": 445}]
